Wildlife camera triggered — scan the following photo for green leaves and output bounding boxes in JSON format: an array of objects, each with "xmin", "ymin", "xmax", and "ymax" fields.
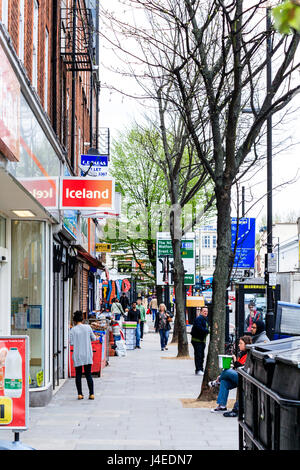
[{"xmin": 272, "ymin": 1, "xmax": 300, "ymax": 34}]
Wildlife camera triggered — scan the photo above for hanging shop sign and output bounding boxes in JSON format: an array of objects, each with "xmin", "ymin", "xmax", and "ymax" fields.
[
  {"xmin": 0, "ymin": 43, "xmax": 20, "ymax": 162},
  {"xmin": 60, "ymin": 177, "xmax": 115, "ymax": 211},
  {"xmin": 0, "ymin": 336, "xmax": 29, "ymax": 430},
  {"xmin": 96, "ymin": 243, "xmax": 111, "ymax": 253},
  {"xmin": 19, "ymin": 177, "xmax": 59, "ymax": 209}
]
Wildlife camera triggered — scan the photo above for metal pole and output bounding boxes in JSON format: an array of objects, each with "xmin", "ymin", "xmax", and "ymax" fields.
[
  {"xmin": 265, "ymin": 7, "xmax": 274, "ymax": 340},
  {"xmin": 242, "ymin": 186, "xmax": 245, "ymax": 217}
]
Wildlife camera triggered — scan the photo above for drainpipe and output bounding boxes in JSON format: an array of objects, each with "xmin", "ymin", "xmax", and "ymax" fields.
[{"xmin": 70, "ymin": 0, "xmax": 77, "ymax": 171}]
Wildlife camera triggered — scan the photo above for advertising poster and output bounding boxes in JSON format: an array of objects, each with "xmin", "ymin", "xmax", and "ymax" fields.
[{"xmin": 0, "ymin": 336, "xmax": 29, "ymax": 430}]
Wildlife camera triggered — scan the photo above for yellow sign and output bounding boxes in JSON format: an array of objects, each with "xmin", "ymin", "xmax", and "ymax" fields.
[
  {"xmin": 186, "ymin": 296, "xmax": 205, "ymax": 307},
  {"xmin": 96, "ymin": 243, "xmax": 111, "ymax": 253},
  {"xmin": 0, "ymin": 397, "xmax": 13, "ymax": 425},
  {"xmin": 36, "ymin": 370, "xmax": 44, "ymax": 387}
]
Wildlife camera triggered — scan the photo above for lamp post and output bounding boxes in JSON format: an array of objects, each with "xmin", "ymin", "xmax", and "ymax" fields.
[{"xmin": 265, "ymin": 5, "xmax": 275, "ymax": 340}]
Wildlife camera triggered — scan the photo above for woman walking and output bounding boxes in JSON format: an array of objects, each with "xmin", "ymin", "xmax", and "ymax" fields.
[
  {"xmin": 154, "ymin": 303, "xmax": 173, "ymax": 351},
  {"xmin": 70, "ymin": 311, "xmax": 97, "ymax": 400}
]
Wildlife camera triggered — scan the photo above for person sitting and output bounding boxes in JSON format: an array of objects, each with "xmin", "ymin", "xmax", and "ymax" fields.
[
  {"xmin": 251, "ymin": 319, "xmax": 270, "ymax": 344},
  {"xmin": 210, "ymin": 335, "xmax": 252, "ymax": 413}
]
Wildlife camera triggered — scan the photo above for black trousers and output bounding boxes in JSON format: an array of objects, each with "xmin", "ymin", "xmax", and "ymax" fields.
[
  {"xmin": 75, "ymin": 364, "xmax": 94, "ymax": 396},
  {"xmin": 140, "ymin": 321, "xmax": 144, "ymax": 338},
  {"xmin": 191, "ymin": 340, "xmax": 206, "ymax": 372}
]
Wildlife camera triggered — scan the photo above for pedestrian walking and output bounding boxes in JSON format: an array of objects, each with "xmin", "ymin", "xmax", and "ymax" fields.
[
  {"xmin": 210, "ymin": 335, "xmax": 252, "ymax": 413},
  {"xmin": 154, "ymin": 303, "xmax": 173, "ymax": 351},
  {"xmin": 190, "ymin": 306, "xmax": 209, "ymax": 375},
  {"xmin": 136, "ymin": 296, "xmax": 146, "ymax": 340},
  {"xmin": 149, "ymin": 295, "xmax": 158, "ymax": 322},
  {"xmin": 127, "ymin": 301, "xmax": 141, "ymax": 349},
  {"xmin": 120, "ymin": 292, "xmax": 130, "ymax": 311},
  {"xmin": 69, "ymin": 311, "xmax": 97, "ymax": 400},
  {"xmin": 111, "ymin": 297, "xmax": 125, "ymax": 320}
]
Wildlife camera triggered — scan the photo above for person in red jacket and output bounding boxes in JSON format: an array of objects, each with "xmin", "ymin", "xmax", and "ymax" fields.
[{"xmin": 210, "ymin": 335, "xmax": 252, "ymax": 413}]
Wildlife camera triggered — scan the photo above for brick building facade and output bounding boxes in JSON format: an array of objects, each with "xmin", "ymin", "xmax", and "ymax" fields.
[{"xmin": 0, "ymin": 0, "xmax": 103, "ymax": 405}]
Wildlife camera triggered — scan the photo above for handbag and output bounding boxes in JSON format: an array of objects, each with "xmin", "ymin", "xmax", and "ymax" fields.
[{"xmin": 167, "ymin": 315, "xmax": 173, "ymax": 322}]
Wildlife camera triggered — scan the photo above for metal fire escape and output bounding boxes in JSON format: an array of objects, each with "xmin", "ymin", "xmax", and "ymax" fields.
[{"xmin": 60, "ymin": 4, "xmax": 94, "ymax": 72}]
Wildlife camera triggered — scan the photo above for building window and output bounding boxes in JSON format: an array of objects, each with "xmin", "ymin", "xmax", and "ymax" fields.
[
  {"xmin": 202, "ymin": 235, "xmax": 210, "ymax": 249},
  {"xmin": 0, "ymin": 216, "xmax": 6, "ymax": 248},
  {"xmin": 11, "ymin": 220, "xmax": 46, "ymax": 389},
  {"xmin": 32, "ymin": 0, "xmax": 39, "ymax": 89},
  {"xmin": 2, "ymin": 1, "xmax": 8, "ymax": 28},
  {"xmin": 212, "ymin": 255, "xmax": 216, "ymax": 267},
  {"xmin": 19, "ymin": 0, "xmax": 25, "ymax": 62},
  {"xmin": 212, "ymin": 235, "xmax": 217, "ymax": 248},
  {"xmin": 44, "ymin": 28, "xmax": 49, "ymax": 112},
  {"xmin": 202, "ymin": 255, "xmax": 210, "ymax": 267}
]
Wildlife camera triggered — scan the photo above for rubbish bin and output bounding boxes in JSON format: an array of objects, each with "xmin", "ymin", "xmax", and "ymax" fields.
[
  {"xmin": 238, "ymin": 344, "xmax": 300, "ymax": 450},
  {"xmin": 271, "ymin": 349, "xmax": 300, "ymax": 450},
  {"xmin": 243, "ymin": 338, "xmax": 300, "ymax": 440}
]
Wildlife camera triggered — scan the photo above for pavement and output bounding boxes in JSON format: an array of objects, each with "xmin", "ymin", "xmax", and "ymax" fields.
[{"xmin": 0, "ymin": 322, "xmax": 239, "ymax": 451}]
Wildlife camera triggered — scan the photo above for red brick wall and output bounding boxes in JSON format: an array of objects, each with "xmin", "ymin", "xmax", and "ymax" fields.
[{"xmin": 3, "ymin": 0, "xmax": 99, "ymax": 175}]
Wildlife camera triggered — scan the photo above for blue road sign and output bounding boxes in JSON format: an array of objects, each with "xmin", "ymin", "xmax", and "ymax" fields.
[
  {"xmin": 231, "ymin": 217, "xmax": 256, "ymax": 268},
  {"xmin": 80, "ymin": 155, "xmax": 108, "ymax": 167}
]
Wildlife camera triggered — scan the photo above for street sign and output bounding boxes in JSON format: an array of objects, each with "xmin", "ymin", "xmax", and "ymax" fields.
[
  {"xmin": 267, "ymin": 253, "xmax": 277, "ymax": 273},
  {"xmin": 60, "ymin": 177, "xmax": 115, "ymax": 211},
  {"xmin": 0, "ymin": 336, "xmax": 29, "ymax": 431},
  {"xmin": 231, "ymin": 217, "xmax": 256, "ymax": 269},
  {"xmin": 156, "ymin": 232, "xmax": 196, "ymax": 285}
]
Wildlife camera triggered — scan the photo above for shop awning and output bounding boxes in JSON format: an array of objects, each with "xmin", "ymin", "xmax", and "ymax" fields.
[{"xmin": 76, "ymin": 249, "xmax": 105, "ymax": 270}]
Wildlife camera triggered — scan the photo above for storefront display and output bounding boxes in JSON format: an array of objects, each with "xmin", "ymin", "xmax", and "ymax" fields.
[{"xmin": 10, "ymin": 221, "xmax": 46, "ymax": 389}]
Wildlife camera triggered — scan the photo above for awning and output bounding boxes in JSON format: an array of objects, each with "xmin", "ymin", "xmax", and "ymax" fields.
[{"xmin": 76, "ymin": 249, "xmax": 105, "ymax": 270}]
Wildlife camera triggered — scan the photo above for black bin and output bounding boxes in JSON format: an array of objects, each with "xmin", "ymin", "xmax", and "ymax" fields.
[
  {"xmin": 243, "ymin": 338, "xmax": 300, "ymax": 442},
  {"xmin": 271, "ymin": 350, "xmax": 300, "ymax": 450}
]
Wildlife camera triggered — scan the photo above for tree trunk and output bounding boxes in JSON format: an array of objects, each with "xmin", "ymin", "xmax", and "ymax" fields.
[
  {"xmin": 170, "ymin": 203, "xmax": 189, "ymax": 357},
  {"xmin": 198, "ymin": 185, "xmax": 232, "ymax": 399}
]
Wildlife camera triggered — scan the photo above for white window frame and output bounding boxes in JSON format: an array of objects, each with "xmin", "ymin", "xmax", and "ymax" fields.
[
  {"xmin": 44, "ymin": 28, "xmax": 49, "ymax": 112},
  {"xmin": 202, "ymin": 235, "xmax": 210, "ymax": 249},
  {"xmin": 32, "ymin": 0, "xmax": 39, "ymax": 90}
]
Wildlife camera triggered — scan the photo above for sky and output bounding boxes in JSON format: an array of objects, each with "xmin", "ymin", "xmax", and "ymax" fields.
[{"xmin": 98, "ymin": 1, "xmax": 300, "ymax": 227}]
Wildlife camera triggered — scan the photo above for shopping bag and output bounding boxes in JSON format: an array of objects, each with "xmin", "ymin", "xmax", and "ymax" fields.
[{"xmin": 115, "ymin": 339, "xmax": 127, "ymax": 357}]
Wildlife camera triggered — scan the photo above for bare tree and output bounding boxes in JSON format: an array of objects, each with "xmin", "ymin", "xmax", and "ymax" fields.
[{"xmin": 99, "ymin": 0, "xmax": 300, "ymax": 397}]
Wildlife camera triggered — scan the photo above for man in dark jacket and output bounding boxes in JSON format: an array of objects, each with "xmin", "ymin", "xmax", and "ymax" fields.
[
  {"xmin": 191, "ymin": 306, "xmax": 209, "ymax": 375},
  {"xmin": 120, "ymin": 293, "xmax": 130, "ymax": 311},
  {"xmin": 127, "ymin": 302, "xmax": 141, "ymax": 349}
]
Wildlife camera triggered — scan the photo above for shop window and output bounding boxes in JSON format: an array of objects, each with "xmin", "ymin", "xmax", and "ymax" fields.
[
  {"xmin": 0, "ymin": 216, "xmax": 6, "ymax": 248},
  {"xmin": 11, "ymin": 220, "xmax": 45, "ymax": 389}
]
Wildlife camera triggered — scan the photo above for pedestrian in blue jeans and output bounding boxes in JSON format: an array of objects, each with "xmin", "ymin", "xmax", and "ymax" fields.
[
  {"xmin": 154, "ymin": 303, "xmax": 173, "ymax": 351},
  {"xmin": 210, "ymin": 335, "xmax": 252, "ymax": 413}
]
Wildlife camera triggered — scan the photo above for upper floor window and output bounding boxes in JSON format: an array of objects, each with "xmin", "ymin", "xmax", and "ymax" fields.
[
  {"xmin": 212, "ymin": 235, "xmax": 217, "ymax": 248},
  {"xmin": 202, "ymin": 235, "xmax": 210, "ymax": 249},
  {"xmin": 32, "ymin": 0, "xmax": 39, "ymax": 89},
  {"xmin": 19, "ymin": 0, "xmax": 25, "ymax": 62}
]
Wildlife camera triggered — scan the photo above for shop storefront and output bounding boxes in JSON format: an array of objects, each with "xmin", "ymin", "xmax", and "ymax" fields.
[{"xmin": 0, "ymin": 31, "xmax": 64, "ymax": 406}]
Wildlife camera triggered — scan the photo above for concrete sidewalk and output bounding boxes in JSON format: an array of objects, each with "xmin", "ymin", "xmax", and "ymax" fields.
[{"xmin": 0, "ymin": 324, "xmax": 239, "ymax": 450}]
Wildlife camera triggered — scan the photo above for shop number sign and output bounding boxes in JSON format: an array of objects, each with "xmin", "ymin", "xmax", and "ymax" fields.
[{"xmin": 0, "ymin": 336, "xmax": 29, "ymax": 430}]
